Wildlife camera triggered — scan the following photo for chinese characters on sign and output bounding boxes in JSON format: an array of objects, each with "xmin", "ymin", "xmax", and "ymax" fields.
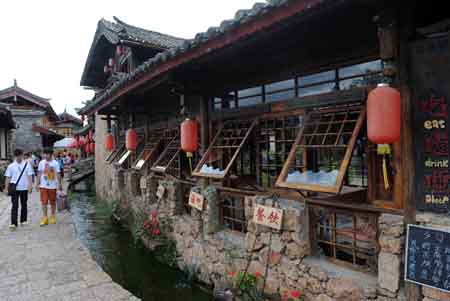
[
  {"xmin": 189, "ymin": 191, "xmax": 204, "ymax": 211},
  {"xmin": 252, "ymin": 204, "xmax": 283, "ymax": 230},
  {"xmin": 411, "ymin": 37, "xmax": 450, "ymax": 213},
  {"xmin": 405, "ymin": 225, "xmax": 450, "ymax": 292}
]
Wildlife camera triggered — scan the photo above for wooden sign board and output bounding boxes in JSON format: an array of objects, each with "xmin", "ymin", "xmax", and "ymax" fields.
[
  {"xmin": 140, "ymin": 177, "xmax": 147, "ymax": 189},
  {"xmin": 405, "ymin": 224, "xmax": 450, "ymax": 292},
  {"xmin": 188, "ymin": 191, "xmax": 204, "ymax": 211},
  {"xmin": 253, "ymin": 204, "xmax": 283, "ymax": 230},
  {"xmin": 410, "ymin": 36, "xmax": 450, "ymax": 213},
  {"xmin": 156, "ymin": 185, "xmax": 165, "ymax": 199}
]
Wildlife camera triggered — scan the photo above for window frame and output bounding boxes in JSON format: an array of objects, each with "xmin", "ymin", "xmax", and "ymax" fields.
[
  {"xmin": 192, "ymin": 118, "xmax": 257, "ymax": 179},
  {"xmin": 219, "ymin": 191, "xmax": 247, "ymax": 233},
  {"xmin": 310, "ymin": 206, "xmax": 379, "ymax": 273},
  {"xmin": 150, "ymin": 126, "xmax": 181, "ymax": 177},
  {"xmin": 276, "ymin": 106, "xmax": 367, "ymax": 194},
  {"xmin": 106, "ymin": 144, "xmax": 125, "ymax": 164}
]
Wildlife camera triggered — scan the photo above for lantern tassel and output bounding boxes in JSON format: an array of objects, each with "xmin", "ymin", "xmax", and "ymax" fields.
[
  {"xmin": 187, "ymin": 152, "xmax": 193, "ymax": 175},
  {"xmin": 377, "ymin": 144, "xmax": 391, "ymax": 190}
]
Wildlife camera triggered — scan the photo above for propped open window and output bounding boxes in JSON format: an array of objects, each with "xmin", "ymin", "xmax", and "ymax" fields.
[
  {"xmin": 276, "ymin": 106, "xmax": 366, "ymax": 194},
  {"xmin": 192, "ymin": 119, "xmax": 257, "ymax": 179},
  {"xmin": 150, "ymin": 127, "xmax": 181, "ymax": 177},
  {"xmin": 116, "ymin": 149, "xmax": 132, "ymax": 167},
  {"xmin": 106, "ymin": 144, "xmax": 125, "ymax": 164},
  {"xmin": 132, "ymin": 129, "xmax": 165, "ymax": 170}
]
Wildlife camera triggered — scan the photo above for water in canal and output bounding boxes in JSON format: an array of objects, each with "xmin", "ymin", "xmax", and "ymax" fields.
[{"xmin": 69, "ymin": 189, "xmax": 214, "ymax": 301}]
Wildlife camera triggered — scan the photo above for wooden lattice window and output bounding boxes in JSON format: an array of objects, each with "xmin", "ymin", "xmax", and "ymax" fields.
[
  {"xmin": 276, "ymin": 106, "xmax": 366, "ymax": 193},
  {"xmin": 257, "ymin": 112, "xmax": 304, "ymax": 188},
  {"xmin": 116, "ymin": 149, "xmax": 132, "ymax": 167},
  {"xmin": 132, "ymin": 128, "xmax": 165, "ymax": 170},
  {"xmin": 151, "ymin": 127, "xmax": 181, "ymax": 178},
  {"xmin": 219, "ymin": 191, "xmax": 247, "ymax": 233},
  {"xmin": 105, "ymin": 144, "xmax": 125, "ymax": 164},
  {"xmin": 192, "ymin": 119, "xmax": 257, "ymax": 179},
  {"xmin": 310, "ymin": 207, "xmax": 378, "ymax": 272}
]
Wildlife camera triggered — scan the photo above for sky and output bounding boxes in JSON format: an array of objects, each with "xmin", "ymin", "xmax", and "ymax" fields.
[{"xmin": 0, "ymin": 0, "xmax": 259, "ymax": 116}]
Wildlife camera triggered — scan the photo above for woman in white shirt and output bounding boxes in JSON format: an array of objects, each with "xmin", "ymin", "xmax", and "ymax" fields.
[{"xmin": 4, "ymin": 149, "xmax": 34, "ymax": 229}]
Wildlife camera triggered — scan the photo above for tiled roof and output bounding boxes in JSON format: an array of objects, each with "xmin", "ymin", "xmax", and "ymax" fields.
[
  {"xmin": 79, "ymin": 0, "xmax": 332, "ymax": 115},
  {"xmin": 31, "ymin": 124, "xmax": 64, "ymax": 138},
  {"xmin": 58, "ymin": 111, "xmax": 83, "ymax": 125},
  {"xmin": 80, "ymin": 17, "xmax": 185, "ymax": 87},
  {"xmin": 0, "ymin": 85, "xmax": 50, "ymax": 107},
  {"xmin": 105, "ymin": 17, "xmax": 185, "ymax": 50}
]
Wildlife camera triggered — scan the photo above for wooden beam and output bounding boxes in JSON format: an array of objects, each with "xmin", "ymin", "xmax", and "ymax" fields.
[{"xmin": 396, "ymin": 6, "xmax": 421, "ymax": 301}]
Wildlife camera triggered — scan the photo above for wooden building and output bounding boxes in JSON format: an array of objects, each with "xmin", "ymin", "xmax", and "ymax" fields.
[
  {"xmin": 0, "ymin": 80, "xmax": 63, "ymax": 153},
  {"xmin": 79, "ymin": 2, "xmax": 450, "ymax": 300},
  {"xmin": 54, "ymin": 110, "xmax": 83, "ymax": 137},
  {"xmin": 0, "ymin": 103, "xmax": 15, "ymax": 160}
]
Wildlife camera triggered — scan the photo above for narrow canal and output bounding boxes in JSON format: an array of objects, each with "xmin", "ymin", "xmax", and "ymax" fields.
[{"xmin": 69, "ymin": 182, "xmax": 214, "ymax": 301}]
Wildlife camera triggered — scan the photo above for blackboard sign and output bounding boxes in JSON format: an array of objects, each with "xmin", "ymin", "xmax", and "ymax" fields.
[
  {"xmin": 410, "ymin": 36, "xmax": 450, "ymax": 213},
  {"xmin": 405, "ymin": 224, "xmax": 450, "ymax": 292}
]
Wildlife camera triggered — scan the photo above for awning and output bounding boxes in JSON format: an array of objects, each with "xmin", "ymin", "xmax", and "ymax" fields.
[
  {"xmin": 32, "ymin": 124, "xmax": 64, "ymax": 139},
  {"xmin": 53, "ymin": 137, "xmax": 77, "ymax": 148}
]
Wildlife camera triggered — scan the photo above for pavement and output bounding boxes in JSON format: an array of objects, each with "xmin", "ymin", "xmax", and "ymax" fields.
[{"xmin": 0, "ymin": 187, "xmax": 139, "ymax": 301}]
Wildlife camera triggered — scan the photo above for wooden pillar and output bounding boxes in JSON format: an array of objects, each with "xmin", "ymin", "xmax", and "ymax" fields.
[
  {"xmin": 397, "ymin": 8, "xmax": 421, "ymax": 301},
  {"xmin": 199, "ymin": 96, "xmax": 210, "ymax": 188}
]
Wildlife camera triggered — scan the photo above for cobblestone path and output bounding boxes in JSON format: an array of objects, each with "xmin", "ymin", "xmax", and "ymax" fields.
[{"xmin": 0, "ymin": 188, "xmax": 139, "ymax": 301}]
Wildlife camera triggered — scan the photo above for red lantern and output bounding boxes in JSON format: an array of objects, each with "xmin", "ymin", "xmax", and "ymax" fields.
[
  {"xmin": 105, "ymin": 133, "xmax": 114, "ymax": 151},
  {"xmin": 181, "ymin": 118, "xmax": 198, "ymax": 156},
  {"xmin": 90, "ymin": 142, "xmax": 95, "ymax": 154},
  {"xmin": 367, "ymin": 83, "xmax": 401, "ymax": 144},
  {"xmin": 126, "ymin": 128, "xmax": 137, "ymax": 151},
  {"xmin": 85, "ymin": 143, "xmax": 90, "ymax": 154}
]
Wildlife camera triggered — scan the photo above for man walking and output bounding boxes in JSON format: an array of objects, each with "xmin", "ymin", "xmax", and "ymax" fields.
[
  {"xmin": 36, "ymin": 148, "xmax": 62, "ymax": 226},
  {"xmin": 4, "ymin": 149, "xmax": 34, "ymax": 229}
]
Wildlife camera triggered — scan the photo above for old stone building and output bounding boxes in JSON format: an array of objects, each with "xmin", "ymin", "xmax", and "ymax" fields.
[
  {"xmin": 0, "ymin": 80, "xmax": 63, "ymax": 154},
  {"xmin": 79, "ymin": 1, "xmax": 450, "ymax": 300}
]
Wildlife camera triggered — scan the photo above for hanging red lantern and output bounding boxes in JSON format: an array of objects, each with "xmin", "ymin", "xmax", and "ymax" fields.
[
  {"xmin": 105, "ymin": 133, "xmax": 114, "ymax": 151},
  {"xmin": 90, "ymin": 142, "xmax": 95, "ymax": 154},
  {"xmin": 126, "ymin": 128, "xmax": 137, "ymax": 151},
  {"xmin": 116, "ymin": 45, "xmax": 122, "ymax": 56},
  {"xmin": 85, "ymin": 143, "xmax": 90, "ymax": 154},
  {"xmin": 181, "ymin": 119, "xmax": 198, "ymax": 155},
  {"xmin": 367, "ymin": 83, "xmax": 401, "ymax": 144}
]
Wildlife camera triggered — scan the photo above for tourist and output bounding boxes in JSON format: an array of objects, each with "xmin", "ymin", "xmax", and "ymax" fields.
[
  {"xmin": 36, "ymin": 148, "xmax": 62, "ymax": 226},
  {"xmin": 4, "ymin": 149, "xmax": 34, "ymax": 229},
  {"xmin": 56, "ymin": 154, "xmax": 65, "ymax": 180},
  {"xmin": 24, "ymin": 152, "xmax": 35, "ymax": 184}
]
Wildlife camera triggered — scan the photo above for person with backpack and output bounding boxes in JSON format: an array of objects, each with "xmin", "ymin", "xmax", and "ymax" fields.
[{"xmin": 4, "ymin": 149, "xmax": 34, "ymax": 229}]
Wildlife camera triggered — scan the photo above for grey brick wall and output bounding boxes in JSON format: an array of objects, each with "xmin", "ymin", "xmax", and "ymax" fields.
[{"xmin": 11, "ymin": 112, "xmax": 44, "ymax": 153}]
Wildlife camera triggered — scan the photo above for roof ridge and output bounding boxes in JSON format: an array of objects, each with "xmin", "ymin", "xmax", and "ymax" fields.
[{"xmin": 112, "ymin": 16, "xmax": 185, "ymax": 41}]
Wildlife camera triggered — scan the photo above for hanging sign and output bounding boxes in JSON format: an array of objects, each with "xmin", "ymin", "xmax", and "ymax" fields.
[
  {"xmin": 156, "ymin": 185, "xmax": 165, "ymax": 199},
  {"xmin": 410, "ymin": 36, "xmax": 450, "ymax": 213},
  {"xmin": 140, "ymin": 177, "xmax": 147, "ymax": 189},
  {"xmin": 405, "ymin": 225, "xmax": 450, "ymax": 292},
  {"xmin": 253, "ymin": 204, "xmax": 283, "ymax": 230},
  {"xmin": 188, "ymin": 191, "xmax": 204, "ymax": 211}
]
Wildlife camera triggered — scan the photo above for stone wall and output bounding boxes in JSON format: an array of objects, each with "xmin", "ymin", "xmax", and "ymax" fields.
[
  {"xmin": 10, "ymin": 111, "xmax": 44, "ymax": 153},
  {"xmin": 94, "ymin": 114, "xmax": 116, "ymax": 204}
]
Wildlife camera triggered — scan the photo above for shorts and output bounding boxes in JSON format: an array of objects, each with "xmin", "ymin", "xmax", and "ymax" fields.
[{"xmin": 40, "ymin": 188, "xmax": 57, "ymax": 205}]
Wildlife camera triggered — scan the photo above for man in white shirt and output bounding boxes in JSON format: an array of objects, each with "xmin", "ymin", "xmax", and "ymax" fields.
[
  {"xmin": 4, "ymin": 149, "xmax": 34, "ymax": 229},
  {"xmin": 36, "ymin": 148, "xmax": 62, "ymax": 226}
]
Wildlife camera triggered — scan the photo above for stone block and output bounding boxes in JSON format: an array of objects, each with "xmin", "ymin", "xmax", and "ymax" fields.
[
  {"xmin": 314, "ymin": 294, "xmax": 335, "ymax": 301},
  {"xmin": 286, "ymin": 241, "xmax": 309, "ymax": 260},
  {"xmin": 270, "ymin": 236, "xmax": 285, "ymax": 253},
  {"xmin": 326, "ymin": 278, "xmax": 363, "ymax": 301},
  {"xmin": 378, "ymin": 252, "xmax": 400, "ymax": 293},
  {"xmin": 282, "ymin": 209, "xmax": 299, "ymax": 231},
  {"xmin": 308, "ymin": 265, "xmax": 328, "ymax": 282},
  {"xmin": 423, "ymin": 287, "xmax": 450, "ymax": 300},
  {"xmin": 307, "ymin": 276, "xmax": 323, "ymax": 294},
  {"xmin": 379, "ymin": 236, "xmax": 404, "ymax": 254}
]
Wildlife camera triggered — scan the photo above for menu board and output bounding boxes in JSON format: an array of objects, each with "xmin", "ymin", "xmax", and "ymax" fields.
[
  {"xmin": 405, "ymin": 225, "xmax": 450, "ymax": 292},
  {"xmin": 410, "ymin": 36, "xmax": 450, "ymax": 213}
]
